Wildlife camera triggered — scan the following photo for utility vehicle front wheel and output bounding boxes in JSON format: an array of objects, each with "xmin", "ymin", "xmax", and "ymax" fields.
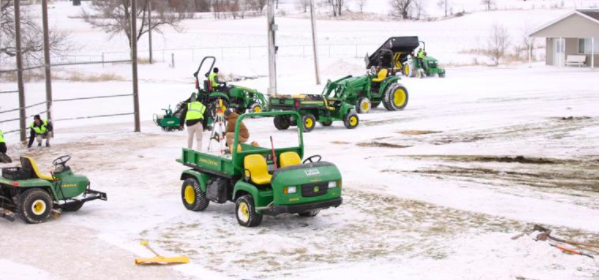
[
  {"xmin": 181, "ymin": 178, "xmax": 209, "ymax": 212},
  {"xmin": 18, "ymin": 189, "xmax": 53, "ymax": 224},
  {"xmin": 298, "ymin": 210, "xmax": 320, "ymax": 217},
  {"xmin": 302, "ymin": 114, "xmax": 316, "ymax": 133},
  {"xmin": 274, "ymin": 115, "xmax": 290, "ymax": 130},
  {"xmin": 235, "ymin": 195, "xmax": 262, "ymax": 227},
  {"xmin": 356, "ymin": 97, "xmax": 371, "ymax": 114},
  {"xmin": 344, "ymin": 112, "xmax": 359, "ymax": 129}
]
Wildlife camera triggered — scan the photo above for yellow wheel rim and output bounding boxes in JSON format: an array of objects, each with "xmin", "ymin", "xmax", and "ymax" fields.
[
  {"xmin": 253, "ymin": 106, "xmax": 262, "ymax": 113},
  {"xmin": 349, "ymin": 116, "xmax": 358, "ymax": 126},
  {"xmin": 404, "ymin": 66, "xmax": 409, "ymax": 76},
  {"xmin": 32, "ymin": 200, "xmax": 46, "ymax": 215},
  {"xmin": 184, "ymin": 185, "xmax": 195, "ymax": 205},
  {"xmin": 238, "ymin": 202, "xmax": 250, "ymax": 223},
  {"xmin": 305, "ymin": 118, "xmax": 314, "ymax": 128},
  {"xmin": 393, "ymin": 89, "xmax": 407, "ymax": 107},
  {"xmin": 361, "ymin": 101, "xmax": 369, "ymax": 112}
]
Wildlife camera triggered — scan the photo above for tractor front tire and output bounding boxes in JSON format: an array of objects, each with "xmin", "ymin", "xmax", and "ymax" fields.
[
  {"xmin": 383, "ymin": 83, "xmax": 409, "ymax": 111},
  {"xmin": 182, "ymin": 178, "xmax": 209, "ymax": 212},
  {"xmin": 249, "ymin": 104, "xmax": 263, "ymax": 113},
  {"xmin": 302, "ymin": 114, "xmax": 316, "ymax": 133},
  {"xmin": 235, "ymin": 195, "xmax": 262, "ymax": 227},
  {"xmin": 356, "ymin": 97, "xmax": 371, "ymax": 114},
  {"xmin": 298, "ymin": 210, "xmax": 320, "ymax": 217},
  {"xmin": 61, "ymin": 201, "xmax": 84, "ymax": 212},
  {"xmin": 18, "ymin": 189, "xmax": 53, "ymax": 224},
  {"xmin": 344, "ymin": 112, "xmax": 359, "ymax": 129},
  {"xmin": 274, "ymin": 115, "xmax": 290, "ymax": 130}
]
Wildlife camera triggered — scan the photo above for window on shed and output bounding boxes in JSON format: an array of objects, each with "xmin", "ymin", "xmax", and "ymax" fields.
[{"xmin": 578, "ymin": 38, "xmax": 599, "ymax": 54}]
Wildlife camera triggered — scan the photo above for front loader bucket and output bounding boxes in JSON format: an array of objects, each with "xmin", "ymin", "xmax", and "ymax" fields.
[{"xmin": 134, "ymin": 241, "xmax": 189, "ymax": 265}]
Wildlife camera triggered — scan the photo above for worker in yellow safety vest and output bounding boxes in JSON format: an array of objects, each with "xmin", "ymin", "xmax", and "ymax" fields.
[
  {"xmin": 180, "ymin": 94, "xmax": 207, "ymax": 151},
  {"xmin": 208, "ymin": 68, "xmax": 227, "ymax": 92},
  {"xmin": 0, "ymin": 129, "xmax": 6, "ymax": 154},
  {"xmin": 28, "ymin": 115, "xmax": 54, "ymax": 148},
  {"xmin": 417, "ymin": 48, "xmax": 427, "ymax": 71}
]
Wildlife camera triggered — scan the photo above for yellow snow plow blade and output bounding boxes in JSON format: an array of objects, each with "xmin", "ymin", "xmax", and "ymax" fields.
[{"xmin": 135, "ymin": 241, "xmax": 190, "ymax": 265}]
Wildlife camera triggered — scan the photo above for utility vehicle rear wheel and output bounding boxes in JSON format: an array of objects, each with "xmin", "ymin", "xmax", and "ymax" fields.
[
  {"xmin": 383, "ymin": 83, "xmax": 409, "ymax": 111},
  {"xmin": 18, "ymin": 189, "xmax": 53, "ymax": 224},
  {"xmin": 298, "ymin": 210, "xmax": 320, "ymax": 217},
  {"xmin": 181, "ymin": 178, "xmax": 209, "ymax": 212},
  {"xmin": 356, "ymin": 97, "xmax": 371, "ymax": 114},
  {"xmin": 61, "ymin": 201, "xmax": 84, "ymax": 212},
  {"xmin": 235, "ymin": 195, "xmax": 262, "ymax": 227},
  {"xmin": 274, "ymin": 115, "xmax": 290, "ymax": 130},
  {"xmin": 344, "ymin": 112, "xmax": 359, "ymax": 129},
  {"xmin": 302, "ymin": 114, "xmax": 316, "ymax": 133}
]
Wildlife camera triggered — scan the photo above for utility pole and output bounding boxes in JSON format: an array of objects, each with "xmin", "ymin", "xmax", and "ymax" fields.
[
  {"xmin": 14, "ymin": 0, "xmax": 27, "ymax": 142},
  {"xmin": 131, "ymin": 0, "xmax": 141, "ymax": 132},
  {"xmin": 309, "ymin": 0, "xmax": 320, "ymax": 85},
  {"xmin": 42, "ymin": 0, "xmax": 53, "ymax": 122},
  {"xmin": 148, "ymin": 0, "xmax": 153, "ymax": 64},
  {"xmin": 267, "ymin": 0, "xmax": 277, "ymax": 95}
]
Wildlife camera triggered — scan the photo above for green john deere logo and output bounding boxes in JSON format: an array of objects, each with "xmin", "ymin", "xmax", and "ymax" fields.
[{"xmin": 314, "ymin": 186, "xmax": 320, "ymax": 192}]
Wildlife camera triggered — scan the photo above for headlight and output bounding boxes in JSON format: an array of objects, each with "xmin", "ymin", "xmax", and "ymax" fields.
[
  {"xmin": 284, "ymin": 186, "xmax": 297, "ymax": 194},
  {"xmin": 328, "ymin": 181, "xmax": 337, "ymax": 188}
]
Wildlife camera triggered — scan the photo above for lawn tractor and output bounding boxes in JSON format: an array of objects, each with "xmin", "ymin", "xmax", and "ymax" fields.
[
  {"xmin": 177, "ymin": 111, "xmax": 343, "ymax": 227},
  {"xmin": 193, "ymin": 56, "xmax": 269, "ymax": 118},
  {"xmin": 0, "ymin": 155, "xmax": 107, "ymax": 223},
  {"xmin": 321, "ymin": 72, "xmax": 409, "ymax": 114},
  {"xmin": 402, "ymin": 42, "xmax": 446, "ymax": 78},
  {"xmin": 269, "ymin": 94, "xmax": 359, "ymax": 132}
]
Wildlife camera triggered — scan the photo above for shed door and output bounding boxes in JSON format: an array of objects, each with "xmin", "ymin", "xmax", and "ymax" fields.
[{"xmin": 553, "ymin": 38, "xmax": 565, "ymax": 67}]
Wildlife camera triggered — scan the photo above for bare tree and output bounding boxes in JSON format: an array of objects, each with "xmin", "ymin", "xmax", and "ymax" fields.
[
  {"xmin": 481, "ymin": 0, "xmax": 494, "ymax": 11},
  {"xmin": 437, "ymin": 0, "xmax": 452, "ymax": 17},
  {"xmin": 327, "ymin": 0, "xmax": 346, "ymax": 17},
  {"xmin": 82, "ymin": 0, "xmax": 189, "ymax": 52},
  {"xmin": 191, "ymin": 0, "xmax": 212, "ymax": 12},
  {"xmin": 1, "ymin": 1, "xmax": 71, "ymax": 65},
  {"xmin": 356, "ymin": 0, "xmax": 367, "ymax": 13},
  {"xmin": 413, "ymin": 0, "xmax": 427, "ymax": 19},
  {"xmin": 390, "ymin": 0, "xmax": 413, "ymax": 19},
  {"xmin": 487, "ymin": 23, "xmax": 510, "ymax": 65},
  {"xmin": 520, "ymin": 21, "xmax": 536, "ymax": 61},
  {"xmin": 296, "ymin": 0, "xmax": 310, "ymax": 13},
  {"xmin": 247, "ymin": 0, "xmax": 266, "ymax": 14}
]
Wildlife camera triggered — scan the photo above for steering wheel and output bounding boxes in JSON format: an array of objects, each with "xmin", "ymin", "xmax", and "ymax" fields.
[
  {"xmin": 303, "ymin": 155, "xmax": 322, "ymax": 164},
  {"xmin": 53, "ymin": 155, "xmax": 71, "ymax": 167}
]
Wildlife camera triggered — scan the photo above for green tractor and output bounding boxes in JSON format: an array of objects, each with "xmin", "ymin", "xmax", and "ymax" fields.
[
  {"xmin": 321, "ymin": 73, "xmax": 409, "ymax": 114},
  {"xmin": 402, "ymin": 41, "xmax": 446, "ymax": 78},
  {"xmin": 0, "ymin": 156, "xmax": 107, "ymax": 223},
  {"xmin": 193, "ymin": 56, "xmax": 269, "ymax": 117},
  {"xmin": 269, "ymin": 94, "xmax": 359, "ymax": 132},
  {"xmin": 177, "ymin": 111, "xmax": 343, "ymax": 227}
]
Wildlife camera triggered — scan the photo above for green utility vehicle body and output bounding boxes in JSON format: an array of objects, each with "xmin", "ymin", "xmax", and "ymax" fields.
[
  {"xmin": 194, "ymin": 56, "xmax": 269, "ymax": 115},
  {"xmin": 0, "ymin": 156, "xmax": 106, "ymax": 223},
  {"xmin": 177, "ymin": 111, "xmax": 343, "ymax": 227},
  {"xmin": 153, "ymin": 105, "xmax": 184, "ymax": 132},
  {"xmin": 322, "ymin": 73, "xmax": 409, "ymax": 114},
  {"xmin": 269, "ymin": 94, "xmax": 360, "ymax": 132}
]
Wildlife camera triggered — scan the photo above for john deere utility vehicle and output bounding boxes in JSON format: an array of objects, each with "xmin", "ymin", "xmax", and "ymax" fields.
[
  {"xmin": 0, "ymin": 156, "xmax": 107, "ymax": 223},
  {"xmin": 322, "ymin": 72, "xmax": 409, "ymax": 114},
  {"xmin": 269, "ymin": 94, "xmax": 359, "ymax": 132},
  {"xmin": 193, "ymin": 56, "xmax": 269, "ymax": 117},
  {"xmin": 178, "ymin": 111, "xmax": 343, "ymax": 227}
]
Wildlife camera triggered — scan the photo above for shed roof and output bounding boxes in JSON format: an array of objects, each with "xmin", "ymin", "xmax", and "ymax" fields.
[{"xmin": 530, "ymin": 9, "xmax": 599, "ymax": 38}]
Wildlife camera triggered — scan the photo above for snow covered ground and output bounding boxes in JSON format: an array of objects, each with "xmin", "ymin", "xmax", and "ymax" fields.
[{"xmin": 1, "ymin": 2, "xmax": 599, "ymax": 280}]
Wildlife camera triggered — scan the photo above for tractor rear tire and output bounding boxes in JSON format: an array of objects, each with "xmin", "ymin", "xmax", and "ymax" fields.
[
  {"xmin": 18, "ymin": 189, "xmax": 53, "ymax": 224},
  {"xmin": 343, "ymin": 112, "xmax": 359, "ymax": 129},
  {"xmin": 182, "ymin": 178, "xmax": 209, "ymax": 212},
  {"xmin": 320, "ymin": 120, "xmax": 333, "ymax": 127},
  {"xmin": 356, "ymin": 97, "xmax": 371, "ymax": 114},
  {"xmin": 61, "ymin": 201, "xmax": 84, "ymax": 212},
  {"xmin": 274, "ymin": 115, "xmax": 290, "ymax": 130},
  {"xmin": 235, "ymin": 195, "xmax": 262, "ymax": 227},
  {"xmin": 298, "ymin": 210, "xmax": 320, "ymax": 217},
  {"xmin": 302, "ymin": 114, "xmax": 316, "ymax": 133},
  {"xmin": 383, "ymin": 83, "xmax": 409, "ymax": 111}
]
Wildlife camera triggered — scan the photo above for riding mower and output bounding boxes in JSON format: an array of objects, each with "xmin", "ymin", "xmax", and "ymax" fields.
[
  {"xmin": 367, "ymin": 36, "xmax": 445, "ymax": 78},
  {"xmin": 193, "ymin": 56, "xmax": 269, "ymax": 118},
  {"xmin": 0, "ymin": 155, "xmax": 107, "ymax": 223},
  {"xmin": 178, "ymin": 111, "xmax": 342, "ymax": 227},
  {"xmin": 269, "ymin": 94, "xmax": 359, "ymax": 132}
]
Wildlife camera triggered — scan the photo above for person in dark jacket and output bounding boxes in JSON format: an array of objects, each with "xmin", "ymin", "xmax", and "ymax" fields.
[
  {"xmin": 179, "ymin": 94, "xmax": 207, "ymax": 151},
  {"xmin": 28, "ymin": 115, "xmax": 53, "ymax": 148},
  {"xmin": 224, "ymin": 109, "xmax": 249, "ymax": 153}
]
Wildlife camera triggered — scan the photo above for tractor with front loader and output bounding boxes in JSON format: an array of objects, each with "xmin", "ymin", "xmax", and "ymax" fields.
[
  {"xmin": 0, "ymin": 156, "xmax": 107, "ymax": 223},
  {"xmin": 269, "ymin": 94, "xmax": 359, "ymax": 132},
  {"xmin": 178, "ymin": 111, "xmax": 343, "ymax": 227}
]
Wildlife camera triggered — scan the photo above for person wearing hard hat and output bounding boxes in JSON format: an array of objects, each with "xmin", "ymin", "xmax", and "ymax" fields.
[
  {"xmin": 179, "ymin": 94, "xmax": 207, "ymax": 151},
  {"xmin": 224, "ymin": 109, "xmax": 249, "ymax": 153},
  {"xmin": 27, "ymin": 115, "xmax": 53, "ymax": 148}
]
